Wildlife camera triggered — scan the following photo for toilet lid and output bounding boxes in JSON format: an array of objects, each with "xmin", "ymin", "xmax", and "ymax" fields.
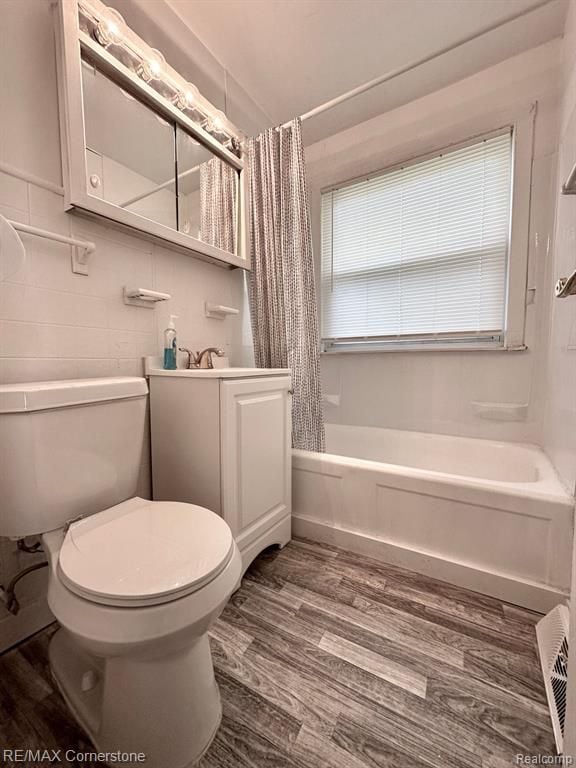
[{"xmin": 58, "ymin": 497, "xmax": 234, "ymax": 607}]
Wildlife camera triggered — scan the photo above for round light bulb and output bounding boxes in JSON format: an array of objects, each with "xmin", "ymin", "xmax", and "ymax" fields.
[
  {"xmin": 184, "ymin": 84, "xmax": 198, "ymax": 106},
  {"xmin": 138, "ymin": 49, "xmax": 165, "ymax": 82},
  {"xmin": 94, "ymin": 8, "xmax": 124, "ymax": 46},
  {"xmin": 149, "ymin": 57, "xmax": 162, "ymax": 78},
  {"xmin": 208, "ymin": 111, "xmax": 226, "ymax": 133},
  {"xmin": 174, "ymin": 84, "xmax": 199, "ymax": 111},
  {"xmin": 106, "ymin": 20, "xmax": 119, "ymax": 38}
]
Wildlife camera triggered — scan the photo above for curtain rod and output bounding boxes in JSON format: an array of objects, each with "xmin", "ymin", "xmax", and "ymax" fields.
[{"xmin": 282, "ymin": 0, "xmax": 558, "ymax": 128}]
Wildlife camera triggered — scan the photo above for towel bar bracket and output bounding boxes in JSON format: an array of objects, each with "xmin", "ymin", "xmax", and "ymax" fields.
[
  {"xmin": 71, "ymin": 244, "xmax": 94, "ymax": 275},
  {"xmin": 8, "ymin": 219, "xmax": 95, "ymax": 275}
]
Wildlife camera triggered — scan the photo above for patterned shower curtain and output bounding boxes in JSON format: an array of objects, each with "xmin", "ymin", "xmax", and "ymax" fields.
[
  {"xmin": 199, "ymin": 157, "xmax": 238, "ymax": 254},
  {"xmin": 247, "ymin": 118, "xmax": 325, "ymax": 452}
]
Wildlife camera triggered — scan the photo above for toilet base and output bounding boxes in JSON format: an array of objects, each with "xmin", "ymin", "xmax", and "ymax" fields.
[{"xmin": 49, "ymin": 628, "xmax": 222, "ymax": 768}]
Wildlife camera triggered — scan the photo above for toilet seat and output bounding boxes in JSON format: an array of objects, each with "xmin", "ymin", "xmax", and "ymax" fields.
[{"xmin": 58, "ymin": 497, "xmax": 234, "ymax": 607}]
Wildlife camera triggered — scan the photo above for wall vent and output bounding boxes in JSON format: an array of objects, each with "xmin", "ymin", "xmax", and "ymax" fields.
[{"xmin": 536, "ymin": 604, "xmax": 570, "ymax": 754}]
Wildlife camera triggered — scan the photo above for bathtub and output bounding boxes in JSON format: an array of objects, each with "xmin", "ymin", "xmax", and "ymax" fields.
[{"xmin": 292, "ymin": 424, "xmax": 574, "ymax": 612}]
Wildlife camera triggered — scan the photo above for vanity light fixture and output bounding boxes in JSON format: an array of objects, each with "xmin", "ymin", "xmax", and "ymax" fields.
[{"xmin": 78, "ymin": 0, "xmax": 240, "ymax": 150}]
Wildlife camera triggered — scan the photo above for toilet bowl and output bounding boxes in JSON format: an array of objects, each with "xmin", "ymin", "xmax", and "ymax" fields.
[
  {"xmin": 0, "ymin": 378, "xmax": 241, "ymax": 768},
  {"xmin": 43, "ymin": 497, "xmax": 242, "ymax": 768}
]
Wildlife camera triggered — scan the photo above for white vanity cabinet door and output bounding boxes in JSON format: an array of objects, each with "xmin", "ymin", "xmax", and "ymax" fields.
[{"xmin": 220, "ymin": 376, "xmax": 291, "ymax": 548}]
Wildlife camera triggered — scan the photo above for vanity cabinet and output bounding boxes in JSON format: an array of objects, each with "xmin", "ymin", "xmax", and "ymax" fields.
[{"xmin": 148, "ymin": 369, "xmax": 292, "ymax": 572}]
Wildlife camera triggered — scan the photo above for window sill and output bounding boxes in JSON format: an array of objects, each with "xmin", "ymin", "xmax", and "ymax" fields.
[{"xmin": 321, "ymin": 343, "xmax": 528, "ymax": 355}]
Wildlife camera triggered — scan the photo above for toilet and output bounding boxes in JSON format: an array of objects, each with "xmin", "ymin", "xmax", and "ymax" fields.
[{"xmin": 0, "ymin": 377, "xmax": 241, "ymax": 768}]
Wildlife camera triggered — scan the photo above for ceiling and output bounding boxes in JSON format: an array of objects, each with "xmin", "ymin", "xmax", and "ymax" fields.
[{"xmin": 163, "ymin": 0, "xmax": 567, "ymax": 143}]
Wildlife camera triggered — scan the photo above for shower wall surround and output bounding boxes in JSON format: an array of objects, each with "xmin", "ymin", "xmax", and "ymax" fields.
[
  {"xmin": 306, "ymin": 40, "xmax": 563, "ymax": 444},
  {"xmin": 0, "ymin": 0, "xmax": 256, "ymax": 649},
  {"xmin": 543, "ymin": 0, "xmax": 576, "ymax": 495}
]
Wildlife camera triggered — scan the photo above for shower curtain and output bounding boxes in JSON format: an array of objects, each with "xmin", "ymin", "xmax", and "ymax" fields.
[
  {"xmin": 199, "ymin": 157, "xmax": 238, "ymax": 254},
  {"xmin": 247, "ymin": 118, "xmax": 325, "ymax": 452}
]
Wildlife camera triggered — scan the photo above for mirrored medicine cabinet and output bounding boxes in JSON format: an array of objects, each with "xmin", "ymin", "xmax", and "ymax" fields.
[{"xmin": 55, "ymin": 0, "xmax": 249, "ymax": 269}]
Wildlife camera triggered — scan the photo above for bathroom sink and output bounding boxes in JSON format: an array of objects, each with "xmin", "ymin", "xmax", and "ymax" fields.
[{"xmin": 145, "ymin": 359, "xmax": 290, "ymax": 378}]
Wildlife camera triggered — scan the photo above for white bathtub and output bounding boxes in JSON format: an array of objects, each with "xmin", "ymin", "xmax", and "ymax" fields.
[{"xmin": 292, "ymin": 424, "xmax": 574, "ymax": 612}]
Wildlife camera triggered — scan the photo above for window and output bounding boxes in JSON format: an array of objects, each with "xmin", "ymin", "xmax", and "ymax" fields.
[{"xmin": 321, "ymin": 130, "xmax": 514, "ymax": 351}]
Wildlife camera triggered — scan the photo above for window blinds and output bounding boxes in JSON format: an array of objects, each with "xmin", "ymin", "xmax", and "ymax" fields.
[{"xmin": 321, "ymin": 130, "xmax": 513, "ymax": 349}]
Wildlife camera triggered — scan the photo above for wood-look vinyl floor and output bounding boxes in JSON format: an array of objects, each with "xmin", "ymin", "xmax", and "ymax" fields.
[{"xmin": 0, "ymin": 538, "xmax": 555, "ymax": 768}]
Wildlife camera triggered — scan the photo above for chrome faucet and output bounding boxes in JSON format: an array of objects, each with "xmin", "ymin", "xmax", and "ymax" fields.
[
  {"xmin": 179, "ymin": 347, "xmax": 225, "ymax": 369},
  {"xmin": 198, "ymin": 347, "xmax": 225, "ymax": 369}
]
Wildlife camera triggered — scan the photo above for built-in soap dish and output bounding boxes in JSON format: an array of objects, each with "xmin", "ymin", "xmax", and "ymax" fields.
[
  {"xmin": 205, "ymin": 302, "xmax": 239, "ymax": 319},
  {"xmin": 124, "ymin": 287, "xmax": 171, "ymax": 308},
  {"xmin": 472, "ymin": 401, "xmax": 528, "ymax": 421}
]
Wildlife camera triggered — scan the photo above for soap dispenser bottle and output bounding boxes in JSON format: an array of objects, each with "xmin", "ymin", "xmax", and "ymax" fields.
[{"xmin": 163, "ymin": 314, "xmax": 178, "ymax": 370}]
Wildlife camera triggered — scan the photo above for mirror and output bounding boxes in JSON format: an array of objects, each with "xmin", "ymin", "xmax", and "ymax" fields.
[
  {"xmin": 177, "ymin": 127, "xmax": 238, "ymax": 253},
  {"xmin": 82, "ymin": 61, "xmax": 177, "ymax": 229},
  {"xmin": 56, "ymin": 0, "xmax": 247, "ymax": 268},
  {"xmin": 80, "ymin": 57, "xmax": 240, "ymax": 256}
]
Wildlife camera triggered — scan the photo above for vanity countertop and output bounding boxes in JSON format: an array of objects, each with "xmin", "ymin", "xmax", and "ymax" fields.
[{"xmin": 145, "ymin": 358, "xmax": 290, "ymax": 379}]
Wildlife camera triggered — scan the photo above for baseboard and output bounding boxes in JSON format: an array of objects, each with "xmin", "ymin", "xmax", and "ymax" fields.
[
  {"xmin": 293, "ymin": 515, "xmax": 568, "ymax": 613},
  {"xmin": 0, "ymin": 598, "xmax": 55, "ymax": 654}
]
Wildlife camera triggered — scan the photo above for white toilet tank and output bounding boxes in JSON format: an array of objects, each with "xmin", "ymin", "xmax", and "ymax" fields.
[{"xmin": 0, "ymin": 377, "xmax": 149, "ymax": 538}]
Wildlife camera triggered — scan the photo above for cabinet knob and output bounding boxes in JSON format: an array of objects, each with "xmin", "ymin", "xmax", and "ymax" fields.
[{"xmin": 288, "ymin": 389, "xmax": 294, "ymax": 395}]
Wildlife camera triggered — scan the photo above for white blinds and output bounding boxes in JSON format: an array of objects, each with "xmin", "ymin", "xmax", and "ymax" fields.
[{"xmin": 321, "ymin": 131, "xmax": 513, "ymax": 348}]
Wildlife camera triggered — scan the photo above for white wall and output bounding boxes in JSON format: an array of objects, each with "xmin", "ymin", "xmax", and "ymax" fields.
[
  {"xmin": 306, "ymin": 40, "xmax": 562, "ymax": 443},
  {"xmin": 0, "ymin": 0, "xmax": 252, "ymax": 649}
]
